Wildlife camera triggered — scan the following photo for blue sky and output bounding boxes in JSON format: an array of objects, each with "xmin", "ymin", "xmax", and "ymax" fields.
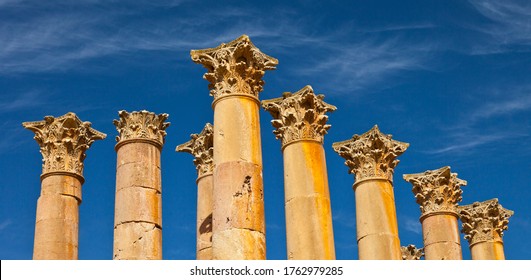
[{"xmin": 1, "ymin": 0, "xmax": 530, "ymax": 260}]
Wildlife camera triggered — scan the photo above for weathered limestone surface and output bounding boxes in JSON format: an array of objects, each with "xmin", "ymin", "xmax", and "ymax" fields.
[
  {"xmin": 23, "ymin": 112, "xmax": 106, "ymax": 260},
  {"xmin": 113, "ymin": 110, "xmax": 169, "ymax": 260},
  {"xmin": 191, "ymin": 35, "xmax": 277, "ymax": 260},
  {"xmin": 403, "ymin": 166, "xmax": 466, "ymax": 260},
  {"xmin": 176, "ymin": 123, "xmax": 214, "ymax": 260},
  {"xmin": 263, "ymin": 86, "xmax": 336, "ymax": 260},
  {"xmin": 333, "ymin": 125, "xmax": 408, "ymax": 260},
  {"xmin": 401, "ymin": 244, "xmax": 424, "ymax": 260},
  {"xmin": 459, "ymin": 199, "xmax": 513, "ymax": 260}
]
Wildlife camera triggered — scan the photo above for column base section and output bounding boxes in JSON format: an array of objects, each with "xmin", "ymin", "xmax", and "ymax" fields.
[{"xmin": 113, "ymin": 222, "xmax": 162, "ymax": 260}]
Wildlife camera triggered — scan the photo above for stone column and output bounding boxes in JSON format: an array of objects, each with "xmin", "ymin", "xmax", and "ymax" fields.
[
  {"xmin": 176, "ymin": 123, "xmax": 214, "ymax": 260},
  {"xmin": 333, "ymin": 126, "xmax": 408, "ymax": 260},
  {"xmin": 191, "ymin": 35, "xmax": 278, "ymax": 260},
  {"xmin": 403, "ymin": 166, "xmax": 466, "ymax": 260},
  {"xmin": 23, "ymin": 112, "xmax": 106, "ymax": 260},
  {"xmin": 113, "ymin": 110, "xmax": 169, "ymax": 260},
  {"xmin": 401, "ymin": 245, "xmax": 424, "ymax": 260},
  {"xmin": 459, "ymin": 199, "xmax": 513, "ymax": 260},
  {"xmin": 262, "ymin": 85, "xmax": 336, "ymax": 260}
]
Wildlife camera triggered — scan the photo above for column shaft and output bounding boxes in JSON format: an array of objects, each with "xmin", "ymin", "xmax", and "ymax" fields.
[
  {"xmin": 355, "ymin": 179, "xmax": 401, "ymax": 259},
  {"xmin": 422, "ymin": 214, "xmax": 462, "ymax": 260},
  {"xmin": 283, "ymin": 141, "xmax": 335, "ymax": 259},
  {"xmin": 212, "ymin": 96, "xmax": 265, "ymax": 260},
  {"xmin": 470, "ymin": 239, "xmax": 505, "ymax": 260},
  {"xmin": 196, "ymin": 174, "xmax": 213, "ymax": 260},
  {"xmin": 114, "ymin": 142, "xmax": 162, "ymax": 260},
  {"xmin": 33, "ymin": 175, "xmax": 81, "ymax": 259}
]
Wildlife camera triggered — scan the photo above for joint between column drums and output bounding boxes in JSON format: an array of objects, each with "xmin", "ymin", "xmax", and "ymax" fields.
[
  {"xmin": 40, "ymin": 171, "xmax": 85, "ymax": 185},
  {"xmin": 115, "ymin": 138, "xmax": 163, "ymax": 151},
  {"xmin": 419, "ymin": 211, "xmax": 459, "ymax": 223},
  {"xmin": 211, "ymin": 93, "xmax": 260, "ymax": 109},
  {"xmin": 281, "ymin": 138, "xmax": 323, "ymax": 151},
  {"xmin": 352, "ymin": 177, "xmax": 391, "ymax": 190},
  {"xmin": 195, "ymin": 172, "xmax": 213, "ymax": 184}
]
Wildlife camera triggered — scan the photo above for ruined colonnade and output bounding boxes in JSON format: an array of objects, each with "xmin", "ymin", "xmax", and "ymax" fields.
[{"xmin": 23, "ymin": 35, "xmax": 514, "ymax": 260}]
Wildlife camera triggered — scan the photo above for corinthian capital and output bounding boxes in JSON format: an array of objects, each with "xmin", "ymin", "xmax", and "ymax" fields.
[
  {"xmin": 23, "ymin": 112, "xmax": 106, "ymax": 180},
  {"xmin": 190, "ymin": 34, "xmax": 278, "ymax": 101},
  {"xmin": 332, "ymin": 125, "xmax": 409, "ymax": 184},
  {"xmin": 113, "ymin": 110, "xmax": 170, "ymax": 149},
  {"xmin": 403, "ymin": 166, "xmax": 466, "ymax": 218},
  {"xmin": 176, "ymin": 123, "xmax": 214, "ymax": 177},
  {"xmin": 459, "ymin": 199, "xmax": 514, "ymax": 246},
  {"xmin": 262, "ymin": 85, "xmax": 336, "ymax": 148},
  {"xmin": 401, "ymin": 245, "xmax": 424, "ymax": 260}
]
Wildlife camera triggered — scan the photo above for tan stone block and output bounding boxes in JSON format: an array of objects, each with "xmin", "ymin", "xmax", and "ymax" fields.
[
  {"xmin": 424, "ymin": 241, "xmax": 462, "ymax": 260},
  {"xmin": 285, "ymin": 196, "xmax": 335, "ymax": 260},
  {"xmin": 213, "ymin": 161, "xmax": 264, "ymax": 233},
  {"xmin": 113, "ymin": 222, "xmax": 162, "ymax": 260},
  {"xmin": 116, "ymin": 161, "xmax": 161, "ymax": 192},
  {"xmin": 197, "ymin": 175, "xmax": 213, "ymax": 259},
  {"xmin": 355, "ymin": 180, "xmax": 399, "ymax": 238},
  {"xmin": 213, "ymin": 97, "xmax": 262, "ymax": 164},
  {"xmin": 283, "ymin": 142, "xmax": 330, "ymax": 201},
  {"xmin": 212, "ymin": 228, "xmax": 265, "ymax": 260},
  {"xmin": 471, "ymin": 241, "xmax": 505, "ymax": 260},
  {"xmin": 357, "ymin": 233, "xmax": 402, "ymax": 260},
  {"xmin": 116, "ymin": 142, "xmax": 161, "ymax": 168},
  {"xmin": 422, "ymin": 214, "xmax": 460, "ymax": 246},
  {"xmin": 33, "ymin": 241, "xmax": 78, "ymax": 260},
  {"xmin": 114, "ymin": 187, "xmax": 161, "ymax": 226},
  {"xmin": 35, "ymin": 195, "xmax": 78, "ymax": 223},
  {"xmin": 197, "ymin": 247, "xmax": 213, "ymax": 260},
  {"xmin": 41, "ymin": 175, "xmax": 82, "ymax": 202}
]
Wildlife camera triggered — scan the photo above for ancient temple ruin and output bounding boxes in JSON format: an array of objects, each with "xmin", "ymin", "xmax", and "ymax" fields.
[{"xmin": 23, "ymin": 35, "xmax": 513, "ymax": 260}]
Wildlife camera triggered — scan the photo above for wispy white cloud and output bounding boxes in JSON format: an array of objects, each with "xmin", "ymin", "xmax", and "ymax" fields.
[
  {"xmin": 0, "ymin": 90, "xmax": 45, "ymax": 111},
  {"xmin": 424, "ymin": 86, "xmax": 531, "ymax": 154},
  {"xmin": 401, "ymin": 216, "xmax": 422, "ymax": 235},
  {"xmin": 466, "ymin": 0, "xmax": 531, "ymax": 53},
  {"xmin": 0, "ymin": 1, "xmax": 438, "ymax": 96}
]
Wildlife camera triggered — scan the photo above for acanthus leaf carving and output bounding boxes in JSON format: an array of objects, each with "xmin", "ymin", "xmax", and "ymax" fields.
[
  {"xmin": 190, "ymin": 35, "xmax": 278, "ymax": 100},
  {"xmin": 459, "ymin": 198, "xmax": 513, "ymax": 246},
  {"xmin": 401, "ymin": 244, "xmax": 424, "ymax": 260},
  {"xmin": 403, "ymin": 166, "xmax": 466, "ymax": 218},
  {"xmin": 23, "ymin": 112, "xmax": 106, "ymax": 178},
  {"xmin": 113, "ymin": 110, "xmax": 170, "ymax": 148},
  {"xmin": 262, "ymin": 85, "xmax": 336, "ymax": 148},
  {"xmin": 176, "ymin": 123, "xmax": 214, "ymax": 177},
  {"xmin": 332, "ymin": 125, "xmax": 409, "ymax": 183}
]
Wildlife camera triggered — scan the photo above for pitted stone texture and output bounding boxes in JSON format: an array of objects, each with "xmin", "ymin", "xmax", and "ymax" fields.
[
  {"xmin": 196, "ymin": 175, "xmax": 213, "ymax": 260},
  {"xmin": 190, "ymin": 34, "xmax": 278, "ymax": 101},
  {"xmin": 213, "ymin": 161, "xmax": 264, "ymax": 232},
  {"xmin": 422, "ymin": 214, "xmax": 462, "ymax": 260},
  {"xmin": 113, "ymin": 222, "xmax": 162, "ymax": 260},
  {"xmin": 212, "ymin": 229, "xmax": 266, "ymax": 260},
  {"xmin": 355, "ymin": 180, "xmax": 401, "ymax": 259},
  {"xmin": 262, "ymin": 85, "xmax": 336, "ymax": 149},
  {"xmin": 283, "ymin": 141, "xmax": 335, "ymax": 260}
]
